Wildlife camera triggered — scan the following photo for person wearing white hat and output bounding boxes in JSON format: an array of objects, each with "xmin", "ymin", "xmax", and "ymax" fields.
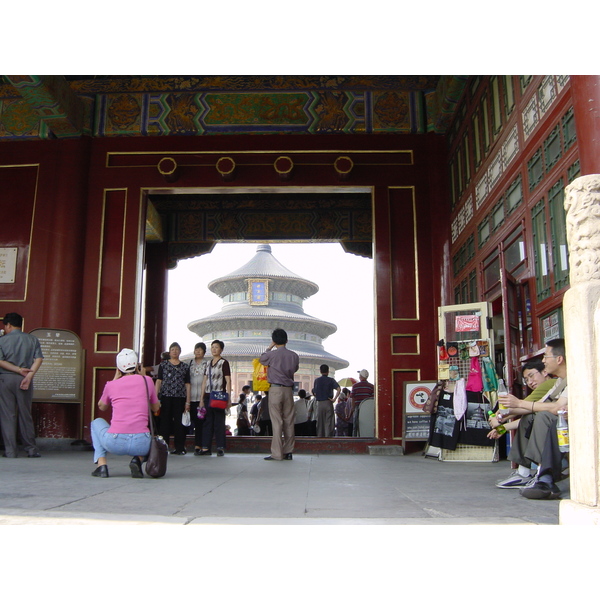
[
  {"xmin": 90, "ymin": 348, "xmax": 160, "ymax": 478},
  {"xmin": 349, "ymin": 369, "xmax": 374, "ymax": 436}
]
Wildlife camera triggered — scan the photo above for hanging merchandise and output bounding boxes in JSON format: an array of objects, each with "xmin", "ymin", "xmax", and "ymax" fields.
[
  {"xmin": 481, "ymin": 356, "xmax": 499, "ymax": 392},
  {"xmin": 437, "ymin": 339, "xmax": 449, "ymax": 361},
  {"xmin": 466, "ymin": 356, "xmax": 484, "ymax": 392},
  {"xmin": 468, "ymin": 341, "xmax": 480, "ymax": 357},
  {"xmin": 453, "ymin": 377, "xmax": 468, "ymax": 421},
  {"xmin": 477, "ymin": 341, "xmax": 489, "ymax": 356},
  {"xmin": 438, "ymin": 363, "xmax": 450, "ymax": 380},
  {"xmin": 446, "ymin": 342, "xmax": 459, "ymax": 358}
]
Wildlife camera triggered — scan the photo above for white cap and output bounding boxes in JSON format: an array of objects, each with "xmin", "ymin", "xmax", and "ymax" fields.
[
  {"xmin": 116, "ymin": 348, "xmax": 138, "ymax": 373},
  {"xmin": 358, "ymin": 369, "xmax": 369, "ymax": 379}
]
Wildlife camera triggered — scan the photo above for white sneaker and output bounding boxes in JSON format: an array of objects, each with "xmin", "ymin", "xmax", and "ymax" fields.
[{"xmin": 496, "ymin": 471, "xmax": 534, "ymax": 489}]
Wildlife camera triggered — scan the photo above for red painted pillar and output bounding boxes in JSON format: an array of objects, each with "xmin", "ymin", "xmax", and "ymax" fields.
[
  {"xmin": 42, "ymin": 139, "xmax": 90, "ymax": 331},
  {"xmin": 571, "ymin": 75, "xmax": 600, "ymax": 175}
]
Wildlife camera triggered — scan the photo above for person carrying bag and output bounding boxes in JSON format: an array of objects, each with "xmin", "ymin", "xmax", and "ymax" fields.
[
  {"xmin": 90, "ymin": 348, "xmax": 163, "ymax": 479},
  {"xmin": 198, "ymin": 340, "xmax": 232, "ymax": 456}
]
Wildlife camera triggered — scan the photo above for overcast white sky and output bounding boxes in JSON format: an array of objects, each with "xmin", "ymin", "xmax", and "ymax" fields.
[{"xmin": 166, "ymin": 242, "xmax": 375, "ymax": 381}]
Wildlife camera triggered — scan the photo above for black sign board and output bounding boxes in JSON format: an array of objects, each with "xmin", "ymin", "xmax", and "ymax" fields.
[{"xmin": 30, "ymin": 328, "xmax": 84, "ymax": 403}]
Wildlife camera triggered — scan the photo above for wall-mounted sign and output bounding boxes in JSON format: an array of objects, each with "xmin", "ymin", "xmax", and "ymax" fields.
[
  {"xmin": 0, "ymin": 247, "xmax": 17, "ymax": 283},
  {"xmin": 30, "ymin": 328, "xmax": 84, "ymax": 403}
]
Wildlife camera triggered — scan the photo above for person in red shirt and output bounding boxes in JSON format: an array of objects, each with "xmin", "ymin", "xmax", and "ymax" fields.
[{"xmin": 349, "ymin": 369, "xmax": 375, "ymax": 436}]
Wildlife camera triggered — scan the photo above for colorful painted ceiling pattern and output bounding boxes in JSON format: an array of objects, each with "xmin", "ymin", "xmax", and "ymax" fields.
[{"xmin": 0, "ymin": 75, "xmax": 466, "ymax": 140}]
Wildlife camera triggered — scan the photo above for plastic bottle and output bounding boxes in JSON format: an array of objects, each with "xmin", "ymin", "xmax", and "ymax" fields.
[
  {"xmin": 497, "ymin": 379, "xmax": 508, "ymax": 410},
  {"xmin": 487, "ymin": 410, "xmax": 506, "ymax": 435},
  {"xmin": 557, "ymin": 410, "xmax": 569, "ymax": 452}
]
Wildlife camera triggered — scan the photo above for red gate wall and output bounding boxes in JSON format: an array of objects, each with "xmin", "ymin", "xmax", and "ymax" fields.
[{"xmin": 0, "ymin": 133, "xmax": 450, "ymax": 447}]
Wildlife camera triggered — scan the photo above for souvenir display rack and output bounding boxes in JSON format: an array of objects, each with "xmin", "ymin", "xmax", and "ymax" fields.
[{"xmin": 428, "ymin": 302, "xmax": 498, "ymax": 462}]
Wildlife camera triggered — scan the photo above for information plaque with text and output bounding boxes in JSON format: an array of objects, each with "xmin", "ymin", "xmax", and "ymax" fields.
[{"xmin": 30, "ymin": 328, "xmax": 84, "ymax": 403}]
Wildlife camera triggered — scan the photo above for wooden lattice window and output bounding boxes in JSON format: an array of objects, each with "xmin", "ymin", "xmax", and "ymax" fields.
[
  {"xmin": 548, "ymin": 179, "xmax": 569, "ymax": 290},
  {"xmin": 531, "ymin": 198, "xmax": 552, "ymax": 302}
]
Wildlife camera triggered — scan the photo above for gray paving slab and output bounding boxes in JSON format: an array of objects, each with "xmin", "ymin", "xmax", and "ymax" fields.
[{"xmin": 0, "ymin": 449, "xmax": 566, "ymax": 525}]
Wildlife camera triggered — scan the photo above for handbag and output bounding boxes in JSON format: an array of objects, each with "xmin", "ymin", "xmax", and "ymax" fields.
[
  {"xmin": 182, "ymin": 410, "xmax": 191, "ymax": 427},
  {"xmin": 142, "ymin": 375, "xmax": 168, "ymax": 478},
  {"xmin": 208, "ymin": 361, "xmax": 229, "ymax": 410}
]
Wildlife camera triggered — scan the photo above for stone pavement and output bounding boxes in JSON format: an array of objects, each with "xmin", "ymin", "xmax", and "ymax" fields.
[{"xmin": 0, "ymin": 446, "xmax": 567, "ymax": 525}]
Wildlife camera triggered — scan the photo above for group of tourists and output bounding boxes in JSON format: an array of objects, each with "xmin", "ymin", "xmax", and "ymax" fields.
[
  {"xmin": 90, "ymin": 338, "xmax": 233, "ymax": 476},
  {"xmin": 89, "ymin": 327, "xmax": 375, "ymax": 475}
]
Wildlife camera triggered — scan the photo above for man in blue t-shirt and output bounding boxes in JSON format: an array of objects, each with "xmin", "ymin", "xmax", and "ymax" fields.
[{"xmin": 312, "ymin": 364, "xmax": 340, "ymax": 437}]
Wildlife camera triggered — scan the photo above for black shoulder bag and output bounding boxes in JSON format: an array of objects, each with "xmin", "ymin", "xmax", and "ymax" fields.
[{"xmin": 142, "ymin": 375, "xmax": 168, "ymax": 478}]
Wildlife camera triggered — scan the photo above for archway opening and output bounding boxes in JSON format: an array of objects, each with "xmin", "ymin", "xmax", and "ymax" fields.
[{"xmin": 164, "ymin": 241, "xmax": 374, "ymax": 439}]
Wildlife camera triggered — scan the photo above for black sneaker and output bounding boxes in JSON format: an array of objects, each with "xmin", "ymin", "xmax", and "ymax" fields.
[
  {"xmin": 520, "ymin": 480, "xmax": 561, "ymax": 500},
  {"xmin": 216, "ymin": 449, "xmax": 225, "ymax": 457}
]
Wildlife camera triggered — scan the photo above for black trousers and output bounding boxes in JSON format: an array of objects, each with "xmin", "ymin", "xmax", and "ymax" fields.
[
  {"xmin": 202, "ymin": 398, "xmax": 226, "ymax": 450},
  {"xmin": 159, "ymin": 396, "xmax": 187, "ymax": 452},
  {"xmin": 509, "ymin": 411, "xmax": 563, "ymax": 481},
  {"xmin": 259, "ymin": 419, "xmax": 273, "ymax": 436}
]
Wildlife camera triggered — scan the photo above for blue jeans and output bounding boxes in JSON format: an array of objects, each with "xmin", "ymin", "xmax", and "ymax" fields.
[{"xmin": 91, "ymin": 418, "xmax": 151, "ymax": 463}]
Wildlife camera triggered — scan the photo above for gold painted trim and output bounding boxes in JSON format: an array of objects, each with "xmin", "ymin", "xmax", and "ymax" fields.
[
  {"xmin": 388, "ymin": 186, "xmax": 420, "ymax": 321},
  {"xmin": 91, "ymin": 366, "xmax": 116, "ymax": 421},
  {"xmin": 334, "ymin": 155, "xmax": 354, "ymax": 175},
  {"xmin": 106, "ymin": 149, "xmax": 414, "ymax": 169},
  {"xmin": 94, "ymin": 332, "xmax": 121, "ymax": 353},
  {"xmin": 0, "ymin": 163, "xmax": 40, "ymax": 303},
  {"xmin": 216, "ymin": 156, "xmax": 236, "ymax": 176},
  {"xmin": 391, "ymin": 333, "xmax": 421, "ymax": 355},
  {"xmin": 96, "ymin": 188, "xmax": 127, "ymax": 319},
  {"xmin": 274, "ymin": 156, "xmax": 293, "ymax": 175},
  {"xmin": 140, "ymin": 184, "xmax": 373, "ymax": 195},
  {"xmin": 391, "ymin": 368, "xmax": 422, "ymax": 440},
  {"xmin": 157, "ymin": 156, "xmax": 177, "ymax": 176}
]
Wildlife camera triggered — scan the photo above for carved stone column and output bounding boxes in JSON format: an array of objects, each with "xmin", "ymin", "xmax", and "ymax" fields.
[{"xmin": 560, "ymin": 174, "xmax": 600, "ymax": 524}]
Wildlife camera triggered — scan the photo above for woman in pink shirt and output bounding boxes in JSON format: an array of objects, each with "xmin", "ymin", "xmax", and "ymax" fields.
[{"xmin": 90, "ymin": 349, "xmax": 160, "ymax": 478}]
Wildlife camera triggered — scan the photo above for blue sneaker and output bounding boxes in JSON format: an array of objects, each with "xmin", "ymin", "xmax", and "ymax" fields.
[{"xmin": 495, "ymin": 471, "xmax": 534, "ymax": 489}]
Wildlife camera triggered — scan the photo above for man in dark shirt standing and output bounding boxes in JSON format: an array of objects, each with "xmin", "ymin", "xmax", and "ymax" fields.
[
  {"xmin": 349, "ymin": 369, "xmax": 375, "ymax": 436},
  {"xmin": 0, "ymin": 313, "xmax": 44, "ymax": 458},
  {"xmin": 312, "ymin": 364, "xmax": 340, "ymax": 437},
  {"xmin": 260, "ymin": 328, "xmax": 299, "ymax": 461}
]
